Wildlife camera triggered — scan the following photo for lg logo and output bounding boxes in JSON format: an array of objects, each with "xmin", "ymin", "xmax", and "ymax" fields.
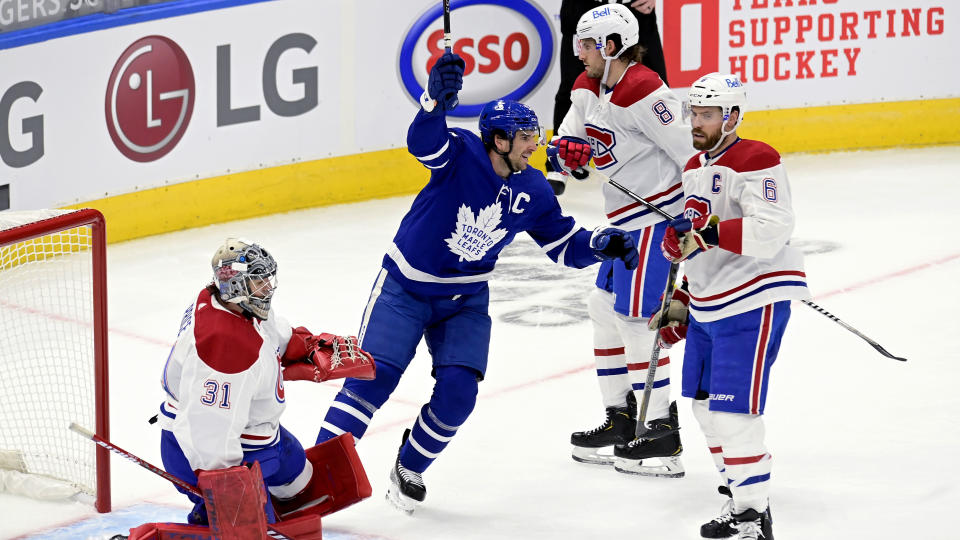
[
  {"xmin": 105, "ymin": 33, "xmax": 318, "ymax": 162},
  {"xmin": 1, "ymin": 81, "xmax": 43, "ymax": 168},
  {"xmin": 105, "ymin": 36, "xmax": 195, "ymax": 162}
]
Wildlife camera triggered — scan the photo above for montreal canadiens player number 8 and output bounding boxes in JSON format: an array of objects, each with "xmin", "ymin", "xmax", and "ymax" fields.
[{"xmin": 314, "ymin": 51, "xmax": 642, "ymax": 514}]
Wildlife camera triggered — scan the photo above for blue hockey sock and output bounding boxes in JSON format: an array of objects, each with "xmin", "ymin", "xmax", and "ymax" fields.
[
  {"xmin": 400, "ymin": 365, "xmax": 479, "ymax": 473},
  {"xmin": 317, "ymin": 361, "xmax": 402, "ymax": 444}
]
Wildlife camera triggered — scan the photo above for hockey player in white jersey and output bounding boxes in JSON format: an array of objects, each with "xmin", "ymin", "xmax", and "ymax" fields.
[
  {"xmin": 655, "ymin": 73, "xmax": 811, "ymax": 539},
  {"xmin": 314, "ymin": 51, "xmax": 642, "ymax": 515},
  {"xmin": 546, "ymin": 3, "xmax": 695, "ymax": 477},
  {"xmin": 155, "ymin": 238, "xmax": 375, "ymax": 534}
]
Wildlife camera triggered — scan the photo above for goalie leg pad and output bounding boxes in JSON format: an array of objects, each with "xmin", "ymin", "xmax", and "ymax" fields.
[
  {"xmin": 197, "ymin": 461, "xmax": 268, "ymax": 539},
  {"xmin": 272, "ymin": 432, "xmax": 372, "ymax": 521}
]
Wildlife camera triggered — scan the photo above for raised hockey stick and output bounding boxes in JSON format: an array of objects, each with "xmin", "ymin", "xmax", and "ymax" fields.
[
  {"xmin": 442, "ymin": 0, "xmax": 459, "ymax": 109},
  {"xmin": 68, "ymin": 423, "xmax": 295, "ymax": 540},
  {"xmin": 572, "ymin": 166, "xmax": 908, "ymax": 363}
]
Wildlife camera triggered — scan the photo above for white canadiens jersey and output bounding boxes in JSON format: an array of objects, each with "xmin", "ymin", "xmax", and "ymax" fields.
[
  {"xmin": 680, "ymin": 139, "xmax": 811, "ymax": 322},
  {"xmin": 159, "ymin": 288, "xmax": 292, "ymax": 471},
  {"xmin": 559, "ymin": 62, "xmax": 694, "ymax": 230}
]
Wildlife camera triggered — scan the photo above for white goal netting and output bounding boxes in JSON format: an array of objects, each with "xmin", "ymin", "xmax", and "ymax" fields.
[{"xmin": 0, "ymin": 209, "xmax": 102, "ymax": 503}]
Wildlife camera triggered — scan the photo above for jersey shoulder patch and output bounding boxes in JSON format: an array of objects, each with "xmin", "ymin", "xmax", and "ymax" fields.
[
  {"xmin": 610, "ymin": 64, "xmax": 664, "ymax": 108},
  {"xmin": 716, "ymin": 139, "xmax": 781, "ymax": 173},
  {"xmin": 572, "ymin": 71, "xmax": 601, "ymax": 96},
  {"xmin": 194, "ymin": 289, "xmax": 262, "ymax": 374},
  {"xmin": 684, "ymin": 152, "xmax": 706, "ymax": 172}
]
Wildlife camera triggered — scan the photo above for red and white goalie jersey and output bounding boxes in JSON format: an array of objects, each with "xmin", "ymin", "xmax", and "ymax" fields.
[
  {"xmin": 680, "ymin": 139, "xmax": 811, "ymax": 322},
  {"xmin": 558, "ymin": 62, "xmax": 694, "ymax": 230},
  {"xmin": 159, "ymin": 287, "xmax": 292, "ymax": 471}
]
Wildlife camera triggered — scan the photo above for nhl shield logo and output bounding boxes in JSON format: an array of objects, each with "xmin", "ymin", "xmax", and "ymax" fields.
[{"xmin": 683, "ymin": 195, "xmax": 711, "ymax": 220}]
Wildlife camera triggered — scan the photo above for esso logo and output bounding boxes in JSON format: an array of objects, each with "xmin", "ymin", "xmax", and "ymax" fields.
[
  {"xmin": 105, "ymin": 36, "xmax": 195, "ymax": 162},
  {"xmin": 398, "ymin": 0, "xmax": 553, "ymax": 117}
]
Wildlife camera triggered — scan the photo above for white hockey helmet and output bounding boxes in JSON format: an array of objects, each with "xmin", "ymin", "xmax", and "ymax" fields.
[
  {"xmin": 575, "ymin": 3, "xmax": 639, "ymax": 60},
  {"xmin": 211, "ymin": 238, "xmax": 278, "ymax": 320},
  {"xmin": 686, "ymin": 73, "xmax": 747, "ymax": 130}
]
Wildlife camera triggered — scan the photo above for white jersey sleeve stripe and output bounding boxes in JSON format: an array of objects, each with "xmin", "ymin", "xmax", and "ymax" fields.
[
  {"xmin": 539, "ymin": 222, "xmax": 579, "ymax": 253},
  {"xmin": 412, "ymin": 139, "xmax": 449, "ymax": 161}
]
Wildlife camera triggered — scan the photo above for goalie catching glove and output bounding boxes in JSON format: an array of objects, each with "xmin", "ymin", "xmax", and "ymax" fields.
[
  {"xmin": 647, "ymin": 282, "xmax": 690, "ymax": 349},
  {"xmin": 282, "ymin": 327, "xmax": 375, "ymax": 382}
]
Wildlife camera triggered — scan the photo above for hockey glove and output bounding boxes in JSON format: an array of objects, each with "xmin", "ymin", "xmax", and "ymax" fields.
[
  {"xmin": 648, "ymin": 283, "xmax": 690, "ymax": 349},
  {"xmin": 591, "ymin": 227, "xmax": 640, "ymax": 270},
  {"xmin": 546, "ymin": 136, "xmax": 592, "ymax": 176},
  {"xmin": 282, "ymin": 330, "xmax": 375, "ymax": 382},
  {"xmin": 661, "ymin": 214, "xmax": 720, "ymax": 263},
  {"xmin": 426, "ymin": 52, "xmax": 465, "ymax": 113}
]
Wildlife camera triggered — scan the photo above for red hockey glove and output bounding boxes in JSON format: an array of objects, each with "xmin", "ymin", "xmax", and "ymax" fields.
[
  {"xmin": 661, "ymin": 214, "xmax": 720, "ymax": 263},
  {"xmin": 648, "ymin": 284, "xmax": 690, "ymax": 349},
  {"xmin": 282, "ymin": 330, "xmax": 375, "ymax": 382},
  {"xmin": 546, "ymin": 136, "xmax": 592, "ymax": 176}
]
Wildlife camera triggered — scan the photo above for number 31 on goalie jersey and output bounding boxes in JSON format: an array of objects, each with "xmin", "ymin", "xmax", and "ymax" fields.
[{"xmin": 200, "ymin": 379, "xmax": 232, "ymax": 409}]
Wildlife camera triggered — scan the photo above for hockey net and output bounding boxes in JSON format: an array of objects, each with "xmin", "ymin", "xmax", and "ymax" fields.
[{"xmin": 0, "ymin": 208, "xmax": 110, "ymax": 512}]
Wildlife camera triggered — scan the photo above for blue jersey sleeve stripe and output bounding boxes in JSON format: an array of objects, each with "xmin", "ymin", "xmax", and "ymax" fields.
[
  {"xmin": 413, "ymin": 139, "xmax": 450, "ymax": 161},
  {"xmin": 540, "ymin": 222, "xmax": 579, "ymax": 253},
  {"xmin": 424, "ymin": 160, "xmax": 449, "ymax": 170}
]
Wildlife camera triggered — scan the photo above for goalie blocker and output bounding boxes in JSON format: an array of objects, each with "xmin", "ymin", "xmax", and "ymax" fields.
[{"xmin": 124, "ymin": 433, "xmax": 370, "ymax": 540}]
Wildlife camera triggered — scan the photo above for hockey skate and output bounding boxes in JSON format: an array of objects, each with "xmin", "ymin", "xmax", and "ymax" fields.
[
  {"xmin": 570, "ymin": 392, "xmax": 636, "ymax": 465},
  {"xmin": 700, "ymin": 485, "xmax": 736, "ymax": 538},
  {"xmin": 637, "ymin": 400, "xmax": 682, "ymax": 440},
  {"xmin": 386, "ymin": 429, "xmax": 426, "ymax": 515},
  {"xmin": 612, "ymin": 403, "xmax": 684, "ymax": 478},
  {"xmin": 731, "ymin": 506, "xmax": 774, "ymax": 540}
]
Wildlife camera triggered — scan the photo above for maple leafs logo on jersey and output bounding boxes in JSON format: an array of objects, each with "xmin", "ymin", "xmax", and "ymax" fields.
[{"xmin": 446, "ymin": 202, "xmax": 508, "ymax": 261}]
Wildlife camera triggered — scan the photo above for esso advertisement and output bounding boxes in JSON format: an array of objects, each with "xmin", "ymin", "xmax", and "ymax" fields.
[{"xmin": 398, "ymin": 0, "xmax": 554, "ymax": 117}]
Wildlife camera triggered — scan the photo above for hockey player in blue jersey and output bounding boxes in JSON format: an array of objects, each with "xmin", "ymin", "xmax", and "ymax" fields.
[{"xmin": 315, "ymin": 52, "xmax": 641, "ymax": 514}]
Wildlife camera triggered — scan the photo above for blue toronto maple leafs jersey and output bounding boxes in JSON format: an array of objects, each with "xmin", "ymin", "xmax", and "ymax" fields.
[{"xmin": 382, "ymin": 109, "xmax": 599, "ymax": 296}]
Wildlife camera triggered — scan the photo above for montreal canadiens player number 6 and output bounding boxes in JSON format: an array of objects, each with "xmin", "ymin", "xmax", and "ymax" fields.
[{"xmin": 314, "ymin": 50, "xmax": 642, "ymax": 514}]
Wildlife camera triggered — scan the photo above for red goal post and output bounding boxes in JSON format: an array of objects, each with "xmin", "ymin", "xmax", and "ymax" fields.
[{"xmin": 0, "ymin": 208, "xmax": 110, "ymax": 513}]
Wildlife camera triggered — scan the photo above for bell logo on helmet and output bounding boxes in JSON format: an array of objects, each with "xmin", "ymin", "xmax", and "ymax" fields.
[
  {"xmin": 725, "ymin": 78, "xmax": 743, "ymax": 88},
  {"xmin": 398, "ymin": 0, "xmax": 554, "ymax": 117},
  {"xmin": 592, "ymin": 7, "xmax": 611, "ymax": 18}
]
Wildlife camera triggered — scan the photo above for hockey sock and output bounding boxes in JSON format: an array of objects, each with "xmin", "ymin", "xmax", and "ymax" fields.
[
  {"xmin": 588, "ymin": 289, "xmax": 632, "ymax": 408},
  {"xmin": 316, "ymin": 361, "xmax": 403, "ymax": 444},
  {"xmin": 622, "ymin": 320, "xmax": 671, "ymax": 421},
  {"xmin": 692, "ymin": 399, "xmax": 730, "ymax": 486},
  {"xmin": 710, "ymin": 409, "xmax": 771, "ymax": 513},
  {"xmin": 400, "ymin": 365, "xmax": 479, "ymax": 473}
]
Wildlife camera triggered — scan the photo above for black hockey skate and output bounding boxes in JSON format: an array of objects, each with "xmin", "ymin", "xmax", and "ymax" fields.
[
  {"xmin": 731, "ymin": 506, "xmax": 774, "ymax": 540},
  {"xmin": 701, "ymin": 485, "xmax": 737, "ymax": 538},
  {"xmin": 570, "ymin": 392, "xmax": 636, "ymax": 465},
  {"xmin": 386, "ymin": 429, "xmax": 426, "ymax": 514},
  {"xmin": 613, "ymin": 402, "xmax": 684, "ymax": 478},
  {"xmin": 638, "ymin": 400, "xmax": 682, "ymax": 440}
]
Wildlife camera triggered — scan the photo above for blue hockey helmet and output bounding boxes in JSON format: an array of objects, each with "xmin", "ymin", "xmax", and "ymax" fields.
[{"xmin": 479, "ymin": 99, "xmax": 545, "ymax": 148}]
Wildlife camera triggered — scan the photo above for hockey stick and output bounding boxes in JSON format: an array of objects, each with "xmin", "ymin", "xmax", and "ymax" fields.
[
  {"xmin": 68, "ymin": 423, "xmax": 295, "ymax": 540},
  {"xmin": 442, "ymin": 0, "xmax": 459, "ymax": 109},
  {"xmin": 572, "ymin": 166, "xmax": 908, "ymax": 363}
]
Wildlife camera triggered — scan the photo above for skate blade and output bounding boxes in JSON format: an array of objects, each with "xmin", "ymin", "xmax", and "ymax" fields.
[
  {"xmin": 572, "ymin": 446, "xmax": 616, "ymax": 466},
  {"xmin": 613, "ymin": 456, "xmax": 685, "ymax": 479},
  {"xmin": 385, "ymin": 485, "xmax": 418, "ymax": 515}
]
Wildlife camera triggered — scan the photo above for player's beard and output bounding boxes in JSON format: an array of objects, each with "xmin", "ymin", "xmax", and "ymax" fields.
[{"xmin": 692, "ymin": 127, "xmax": 722, "ymax": 151}]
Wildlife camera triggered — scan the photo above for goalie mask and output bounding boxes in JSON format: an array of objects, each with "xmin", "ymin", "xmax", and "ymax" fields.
[{"xmin": 211, "ymin": 238, "xmax": 278, "ymax": 320}]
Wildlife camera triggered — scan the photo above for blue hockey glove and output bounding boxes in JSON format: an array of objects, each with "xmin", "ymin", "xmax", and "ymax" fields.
[
  {"xmin": 661, "ymin": 214, "xmax": 720, "ymax": 263},
  {"xmin": 591, "ymin": 227, "xmax": 640, "ymax": 270},
  {"xmin": 427, "ymin": 52, "xmax": 465, "ymax": 113},
  {"xmin": 546, "ymin": 136, "xmax": 592, "ymax": 176}
]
